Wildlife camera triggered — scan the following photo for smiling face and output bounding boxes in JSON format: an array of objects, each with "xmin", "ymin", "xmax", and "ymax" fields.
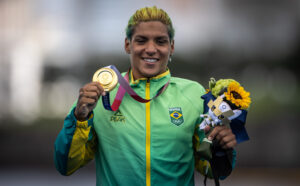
[{"xmin": 125, "ymin": 21, "xmax": 174, "ymax": 79}]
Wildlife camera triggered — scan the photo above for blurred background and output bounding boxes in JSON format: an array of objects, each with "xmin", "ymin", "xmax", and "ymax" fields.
[{"xmin": 0, "ymin": 0, "xmax": 300, "ymax": 185}]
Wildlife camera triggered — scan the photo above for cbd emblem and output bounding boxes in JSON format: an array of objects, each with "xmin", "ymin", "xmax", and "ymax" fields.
[
  {"xmin": 110, "ymin": 110, "xmax": 125, "ymax": 123},
  {"xmin": 169, "ymin": 107, "xmax": 184, "ymax": 126}
]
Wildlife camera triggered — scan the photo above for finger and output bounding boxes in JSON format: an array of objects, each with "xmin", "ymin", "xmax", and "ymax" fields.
[
  {"xmin": 78, "ymin": 93, "xmax": 99, "ymax": 104},
  {"xmin": 81, "ymin": 91, "xmax": 99, "ymax": 100},
  {"xmin": 83, "ymin": 81, "xmax": 100, "ymax": 90},
  {"xmin": 89, "ymin": 82, "xmax": 105, "ymax": 96},
  {"xmin": 204, "ymin": 125, "xmax": 211, "ymax": 133},
  {"xmin": 77, "ymin": 98, "xmax": 97, "ymax": 111},
  {"xmin": 219, "ymin": 133, "xmax": 236, "ymax": 146},
  {"xmin": 79, "ymin": 88, "xmax": 84, "ymax": 97},
  {"xmin": 93, "ymin": 82, "xmax": 105, "ymax": 92},
  {"xmin": 81, "ymin": 82, "xmax": 106, "ymax": 97},
  {"xmin": 215, "ymin": 128, "xmax": 231, "ymax": 142},
  {"xmin": 80, "ymin": 97, "xmax": 98, "ymax": 105},
  {"xmin": 84, "ymin": 85, "xmax": 101, "ymax": 95},
  {"xmin": 222, "ymin": 140, "xmax": 237, "ymax": 149},
  {"xmin": 208, "ymin": 126, "xmax": 223, "ymax": 141},
  {"xmin": 74, "ymin": 104, "xmax": 89, "ymax": 121},
  {"xmin": 78, "ymin": 103, "xmax": 90, "ymax": 116}
]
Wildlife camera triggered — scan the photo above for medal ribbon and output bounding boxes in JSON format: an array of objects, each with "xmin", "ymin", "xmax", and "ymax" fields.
[{"xmin": 102, "ymin": 65, "xmax": 169, "ymax": 111}]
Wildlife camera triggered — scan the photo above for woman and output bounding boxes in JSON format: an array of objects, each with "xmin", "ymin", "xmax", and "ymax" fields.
[{"xmin": 54, "ymin": 6, "xmax": 236, "ymax": 186}]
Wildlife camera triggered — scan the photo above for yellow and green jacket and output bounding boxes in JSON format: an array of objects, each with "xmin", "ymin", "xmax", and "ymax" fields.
[{"xmin": 54, "ymin": 70, "xmax": 236, "ymax": 186}]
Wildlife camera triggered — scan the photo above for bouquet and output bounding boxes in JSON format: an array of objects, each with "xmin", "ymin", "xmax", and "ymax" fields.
[
  {"xmin": 200, "ymin": 77, "xmax": 251, "ymax": 143},
  {"xmin": 195, "ymin": 78, "xmax": 251, "ymax": 184}
]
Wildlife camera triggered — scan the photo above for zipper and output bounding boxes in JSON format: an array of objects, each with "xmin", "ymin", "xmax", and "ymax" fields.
[{"xmin": 145, "ymin": 79, "xmax": 151, "ymax": 186}]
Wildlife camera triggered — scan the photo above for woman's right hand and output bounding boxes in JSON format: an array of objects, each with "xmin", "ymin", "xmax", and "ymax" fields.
[{"xmin": 74, "ymin": 82, "xmax": 105, "ymax": 121}]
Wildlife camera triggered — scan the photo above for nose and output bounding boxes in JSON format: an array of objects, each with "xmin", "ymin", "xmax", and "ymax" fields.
[{"xmin": 145, "ymin": 41, "xmax": 157, "ymax": 55}]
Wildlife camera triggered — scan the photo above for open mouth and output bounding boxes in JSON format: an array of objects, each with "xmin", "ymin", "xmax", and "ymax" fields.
[{"xmin": 142, "ymin": 58, "xmax": 159, "ymax": 63}]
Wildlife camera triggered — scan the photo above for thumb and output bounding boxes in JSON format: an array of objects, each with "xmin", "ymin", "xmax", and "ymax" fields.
[
  {"xmin": 75, "ymin": 104, "xmax": 90, "ymax": 121},
  {"xmin": 80, "ymin": 104, "xmax": 90, "ymax": 116},
  {"xmin": 204, "ymin": 125, "xmax": 211, "ymax": 133}
]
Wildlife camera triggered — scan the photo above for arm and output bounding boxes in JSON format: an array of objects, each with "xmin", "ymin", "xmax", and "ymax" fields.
[
  {"xmin": 54, "ymin": 109, "xmax": 97, "ymax": 175},
  {"xmin": 54, "ymin": 82, "xmax": 105, "ymax": 175}
]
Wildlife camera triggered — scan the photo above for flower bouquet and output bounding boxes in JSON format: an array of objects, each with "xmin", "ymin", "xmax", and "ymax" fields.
[
  {"xmin": 195, "ymin": 77, "xmax": 251, "ymax": 184},
  {"xmin": 200, "ymin": 78, "xmax": 251, "ymax": 144}
]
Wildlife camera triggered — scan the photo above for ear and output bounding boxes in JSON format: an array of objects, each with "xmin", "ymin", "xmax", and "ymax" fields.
[
  {"xmin": 124, "ymin": 38, "xmax": 131, "ymax": 54},
  {"xmin": 170, "ymin": 40, "xmax": 175, "ymax": 56}
]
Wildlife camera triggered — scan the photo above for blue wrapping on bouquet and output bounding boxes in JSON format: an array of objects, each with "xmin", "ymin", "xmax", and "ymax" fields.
[{"xmin": 201, "ymin": 91, "xmax": 249, "ymax": 144}]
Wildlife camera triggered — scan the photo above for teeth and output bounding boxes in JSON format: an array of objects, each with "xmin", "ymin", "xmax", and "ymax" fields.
[{"xmin": 144, "ymin": 58, "xmax": 158, "ymax": 63}]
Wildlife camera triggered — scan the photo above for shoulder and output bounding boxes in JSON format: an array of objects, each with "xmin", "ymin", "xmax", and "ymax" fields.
[
  {"xmin": 169, "ymin": 76, "xmax": 206, "ymax": 113},
  {"xmin": 170, "ymin": 77, "xmax": 206, "ymax": 94}
]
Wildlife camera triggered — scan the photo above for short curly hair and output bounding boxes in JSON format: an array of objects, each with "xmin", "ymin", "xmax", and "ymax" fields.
[{"xmin": 125, "ymin": 6, "xmax": 175, "ymax": 41}]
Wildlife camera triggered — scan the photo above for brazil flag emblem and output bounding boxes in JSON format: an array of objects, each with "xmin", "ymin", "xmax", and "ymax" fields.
[{"xmin": 169, "ymin": 107, "xmax": 184, "ymax": 126}]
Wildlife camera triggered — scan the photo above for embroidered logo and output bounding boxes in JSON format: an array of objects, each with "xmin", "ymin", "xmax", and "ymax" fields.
[
  {"xmin": 169, "ymin": 107, "xmax": 184, "ymax": 126},
  {"xmin": 110, "ymin": 110, "xmax": 125, "ymax": 123}
]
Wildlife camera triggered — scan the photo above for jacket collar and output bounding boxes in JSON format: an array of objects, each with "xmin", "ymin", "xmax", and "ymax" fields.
[{"xmin": 130, "ymin": 69, "xmax": 171, "ymax": 85}]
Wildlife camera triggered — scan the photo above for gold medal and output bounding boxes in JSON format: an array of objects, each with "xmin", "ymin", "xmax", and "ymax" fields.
[{"xmin": 93, "ymin": 67, "xmax": 118, "ymax": 91}]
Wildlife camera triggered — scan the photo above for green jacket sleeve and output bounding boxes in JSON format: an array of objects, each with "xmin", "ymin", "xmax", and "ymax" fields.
[{"xmin": 54, "ymin": 107, "xmax": 97, "ymax": 176}]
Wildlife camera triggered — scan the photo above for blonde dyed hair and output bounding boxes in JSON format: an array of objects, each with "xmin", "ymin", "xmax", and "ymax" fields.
[{"xmin": 126, "ymin": 6, "xmax": 175, "ymax": 41}]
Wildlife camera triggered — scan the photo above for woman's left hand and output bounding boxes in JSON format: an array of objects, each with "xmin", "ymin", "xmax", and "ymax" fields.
[{"xmin": 204, "ymin": 125, "xmax": 237, "ymax": 149}]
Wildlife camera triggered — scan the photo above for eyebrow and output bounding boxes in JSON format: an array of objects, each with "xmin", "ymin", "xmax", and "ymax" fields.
[
  {"xmin": 134, "ymin": 35, "xmax": 169, "ymax": 40},
  {"xmin": 134, "ymin": 35, "xmax": 147, "ymax": 39}
]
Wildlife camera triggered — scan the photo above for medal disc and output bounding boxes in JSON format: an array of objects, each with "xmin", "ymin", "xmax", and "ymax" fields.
[{"xmin": 93, "ymin": 67, "xmax": 118, "ymax": 91}]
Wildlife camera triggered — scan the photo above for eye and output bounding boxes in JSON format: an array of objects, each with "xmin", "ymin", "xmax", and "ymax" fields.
[
  {"xmin": 134, "ymin": 37, "xmax": 147, "ymax": 44},
  {"xmin": 211, "ymin": 105, "xmax": 216, "ymax": 111},
  {"xmin": 218, "ymin": 115, "xmax": 225, "ymax": 120},
  {"xmin": 156, "ymin": 37, "xmax": 168, "ymax": 45},
  {"xmin": 135, "ymin": 39, "xmax": 146, "ymax": 44},
  {"xmin": 218, "ymin": 102, "xmax": 231, "ymax": 112}
]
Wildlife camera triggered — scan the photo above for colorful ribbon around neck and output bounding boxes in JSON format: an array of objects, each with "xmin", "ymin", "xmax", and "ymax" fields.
[{"xmin": 102, "ymin": 65, "xmax": 169, "ymax": 111}]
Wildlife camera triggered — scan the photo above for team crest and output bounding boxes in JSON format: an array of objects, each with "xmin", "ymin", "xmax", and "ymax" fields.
[{"xmin": 169, "ymin": 107, "xmax": 184, "ymax": 126}]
